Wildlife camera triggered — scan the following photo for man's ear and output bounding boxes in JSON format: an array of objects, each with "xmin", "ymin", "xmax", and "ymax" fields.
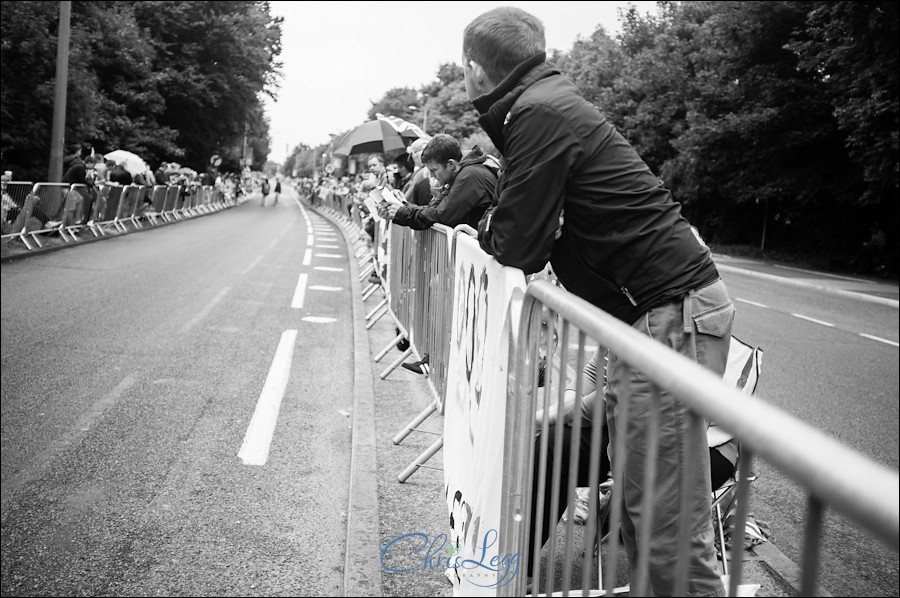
[{"xmin": 469, "ymin": 60, "xmax": 494, "ymax": 92}]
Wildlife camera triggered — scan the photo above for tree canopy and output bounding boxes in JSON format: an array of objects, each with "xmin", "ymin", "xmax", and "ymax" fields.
[
  {"xmin": 0, "ymin": 0, "xmax": 282, "ymax": 179},
  {"xmin": 359, "ymin": 1, "xmax": 897, "ymax": 264}
]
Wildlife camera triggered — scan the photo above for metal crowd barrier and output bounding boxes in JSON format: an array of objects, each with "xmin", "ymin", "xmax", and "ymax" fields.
[
  {"xmin": 297, "ymin": 187, "xmax": 898, "ymax": 594},
  {"xmin": 1, "ymin": 179, "xmax": 239, "ymax": 252},
  {"xmin": 411, "ymin": 224, "xmax": 454, "ymax": 409},
  {"xmin": 497, "ymin": 280, "xmax": 899, "ymax": 597}
]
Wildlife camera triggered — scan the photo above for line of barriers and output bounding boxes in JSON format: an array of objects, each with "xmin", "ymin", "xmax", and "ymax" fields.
[
  {"xmin": 1, "ymin": 181, "xmax": 234, "ymax": 251},
  {"xmin": 302, "ymin": 186, "xmax": 899, "ymax": 596}
]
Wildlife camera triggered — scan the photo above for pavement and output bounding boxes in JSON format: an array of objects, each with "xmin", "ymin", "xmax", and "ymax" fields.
[{"xmin": 4, "ymin": 190, "xmax": 897, "ymax": 596}]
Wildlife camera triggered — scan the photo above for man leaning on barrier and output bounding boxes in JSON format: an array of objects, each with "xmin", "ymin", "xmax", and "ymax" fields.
[
  {"xmin": 381, "ymin": 133, "xmax": 497, "ymax": 231},
  {"xmin": 463, "ymin": 7, "xmax": 734, "ymax": 596}
]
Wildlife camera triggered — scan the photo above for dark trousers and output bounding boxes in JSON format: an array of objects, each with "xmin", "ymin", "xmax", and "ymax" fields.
[{"xmin": 529, "ymin": 422, "xmax": 611, "ymax": 571}]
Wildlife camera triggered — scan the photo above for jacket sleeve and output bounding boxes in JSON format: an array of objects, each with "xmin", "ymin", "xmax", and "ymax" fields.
[
  {"xmin": 478, "ymin": 104, "xmax": 579, "ymax": 274},
  {"xmin": 393, "ymin": 169, "xmax": 489, "ymax": 230}
]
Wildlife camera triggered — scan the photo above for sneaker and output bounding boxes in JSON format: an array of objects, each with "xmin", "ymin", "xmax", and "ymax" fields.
[
  {"xmin": 401, "ymin": 354, "xmax": 429, "ymax": 375},
  {"xmin": 368, "ymin": 273, "xmax": 381, "ymax": 285}
]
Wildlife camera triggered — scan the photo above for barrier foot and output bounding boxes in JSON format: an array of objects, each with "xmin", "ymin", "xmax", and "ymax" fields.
[
  {"xmin": 359, "ymin": 262, "xmax": 375, "ymax": 281},
  {"xmin": 380, "ymin": 347, "xmax": 413, "ymax": 379},
  {"xmin": 361, "ymin": 283, "xmax": 379, "ymax": 301},
  {"xmin": 398, "ymin": 436, "xmax": 443, "ymax": 483},
  {"xmin": 365, "ymin": 304, "xmax": 388, "ymax": 330},
  {"xmin": 375, "ymin": 332, "xmax": 406, "ymax": 362},
  {"xmin": 392, "ymin": 402, "xmax": 438, "ymax": 445},
  {"xmin": 365, "ymin": 298, "xmax": 387, "ymax": 321}
]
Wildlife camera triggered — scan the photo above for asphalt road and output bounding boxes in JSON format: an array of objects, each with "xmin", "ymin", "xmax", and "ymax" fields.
[
  {"xmin": 716, "ymin": 259, "xmax": 899, "ymax": 597},
  {"xmin": 2, "ymin": 192, "xmax": 897, "ymax": 596},
  {"xmin": 1, "ymin": 196, "xmax": 355, "ymax": 595}
]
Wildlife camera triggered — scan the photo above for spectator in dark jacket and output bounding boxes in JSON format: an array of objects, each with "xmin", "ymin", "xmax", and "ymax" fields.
[
  {"xmin": 108, "ymin": 162, "xmax": 133, "ymax": 185},
  {"xmin": 62, "ymin": 142, "xmax": 92, "ymax": 185},
  {"xmin": 404, "ymin": 137, "xmax": 434, "ymax": 206},
  {"xmin": 384, "ymin": 134, "xmax": 497, "ymax": 230},
  {"xmin": 464, "ymin": 7, "xmax": 733, "ymax": 596}
]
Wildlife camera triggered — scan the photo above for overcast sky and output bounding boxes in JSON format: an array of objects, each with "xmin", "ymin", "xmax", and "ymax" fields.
[{"xmin": 263, "ymin": 1, "xmax": 657, "ymax": 162}]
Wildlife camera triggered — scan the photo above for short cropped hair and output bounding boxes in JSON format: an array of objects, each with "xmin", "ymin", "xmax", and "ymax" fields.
[
  {"xmin": 421, "ymin": 134, "xmax": 462, "ymax": 165},
  {"xmin": 393, "ymin": 153, "xmax": 413, "ymax": 172},
  {"xmin": 463, "ymin": 7, "xmax": 545, "ymax": 84}
]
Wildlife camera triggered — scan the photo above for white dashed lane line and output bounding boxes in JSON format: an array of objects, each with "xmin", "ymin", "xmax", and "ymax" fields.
[
  {"xmin": 238, "ymin": 329, "xmax": 298, "ymax": 466},
  {"xmin": 735, "ymin": 298, "xmax": 768, "ymax": 309},
  {"xmin": 859, "ymin": 333, "xmax": 899, "ymax": 347},
  {"xmin": 291, "ymin": 273, "xmax": 308, "ymax": 309},
  {"xmin": 790, "ymin": 313, "xmax": 835, "ymax": 327},
  {"xmin": 302, "ymin": 316, "xmax": 337, "ymax": 323},
  {"xmin": 736, "ymin": 297, "xmax": 895, "ymax": 347}
]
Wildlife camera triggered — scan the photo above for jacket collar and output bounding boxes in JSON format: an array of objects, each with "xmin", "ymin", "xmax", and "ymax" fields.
[{"xmin": 471, "ymin": 54, "xmax": 557, "ymax": 155}]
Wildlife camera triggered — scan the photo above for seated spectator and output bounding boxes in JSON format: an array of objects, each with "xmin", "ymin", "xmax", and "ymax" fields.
[{"xmin": 383, "ymin": 134, "xmax": 497, "ymax": 230}]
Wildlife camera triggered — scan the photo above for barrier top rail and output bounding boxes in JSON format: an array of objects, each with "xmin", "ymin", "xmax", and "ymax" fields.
[{"xmin": 521, "ymin": 279, "xmax": 899, "ymax": 550}]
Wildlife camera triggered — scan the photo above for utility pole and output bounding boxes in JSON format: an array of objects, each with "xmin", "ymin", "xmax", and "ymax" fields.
[{"xmin": 48, "ymin": 1, "xmax": 71, "ymax": 182}]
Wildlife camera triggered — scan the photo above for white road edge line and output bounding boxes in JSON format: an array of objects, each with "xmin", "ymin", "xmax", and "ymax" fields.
[
  {"xmin": 238, "ymin": 329, "xmax": 298, "ymax": 466},
  {"xmin": 302, "ymin": 248, "xmax": 312, "ymax": 266},
  {"xmin": 859, "ymin": 333, "xmax": 899, "ymax": 347},
  {"xmin": 791, "ymin": 313, "xmax": 835, "ymax": 327},
  {"xmin": 291, "ymin": 273, "xmax": 309, "ymax": 309},
  {"xmin": 736, "ymin": 297, "xmax": 769, "ymax": 308}
]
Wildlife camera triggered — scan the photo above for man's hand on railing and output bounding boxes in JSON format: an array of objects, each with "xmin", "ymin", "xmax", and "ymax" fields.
[{"xmin": 456, "ymin": 224, "xmax": 478, "ymax": 237}]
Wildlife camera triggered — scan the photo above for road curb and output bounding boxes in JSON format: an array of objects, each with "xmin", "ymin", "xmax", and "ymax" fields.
[
  {"xmin": 716, "ymin": 263, "xmax": 899, "ymax": 308},
  {"xmin": 752, "ymin": 540, "xmax": 833, "ymax": 597},
  {"xmin": 299, "ymin": 195, "xmax": 383, "ymax": 597}
]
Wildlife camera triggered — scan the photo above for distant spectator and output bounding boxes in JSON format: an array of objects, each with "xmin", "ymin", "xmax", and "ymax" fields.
[
  {"xmin": 392, "ymin": 153, "xmax": 414, "ymax": 191},
  {"xmin": 154, "ymin": 162, "xmax": 168, "ymax": 187},
  {"xmin": 80, "ymin": 155, "xmax": 99, "ymax": 225},
  {"xmin": 62, "ymin": 142, "xmax": 91, "ymax": 185},
  {"xmin": 405, "ymin": 137, "xmax": 433, "ymax": 206},
  {"xmin": 273, "ymin": 178, "xmax": 282, "ymax": 206},
  {"xmin": 108, "ymin": 162, "xmax": 133, "ymax": 185}
]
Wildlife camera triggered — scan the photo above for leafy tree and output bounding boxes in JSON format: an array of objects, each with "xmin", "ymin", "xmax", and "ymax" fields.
[
  {"xmin": 367, "ymin": 87, "xmax": 419, "ymax": 123},
  {"xmin": 134, "ymin": 1, "xmax": 282, "ymax": 171},
  {"xmin": 1, "ymin": 0, "xmax": 282, "ymax": 179},
  {"xmin": 788, "ymin": 1, "xmax": 899, "ymax": 220},
  {"xmin": 1, "ymin": 1, "xmax": 71, "ymax": 180}
]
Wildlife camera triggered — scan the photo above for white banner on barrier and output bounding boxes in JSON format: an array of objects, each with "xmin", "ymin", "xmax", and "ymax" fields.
[{"xmin": 444, "ymin": 233, "xmax": 526, "ymax": 595}]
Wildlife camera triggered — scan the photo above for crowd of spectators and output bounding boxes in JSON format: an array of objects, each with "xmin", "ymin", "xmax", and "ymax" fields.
[{"xmin": 1, "ymin": 142, "xmax": 251, "ymax": 234}]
